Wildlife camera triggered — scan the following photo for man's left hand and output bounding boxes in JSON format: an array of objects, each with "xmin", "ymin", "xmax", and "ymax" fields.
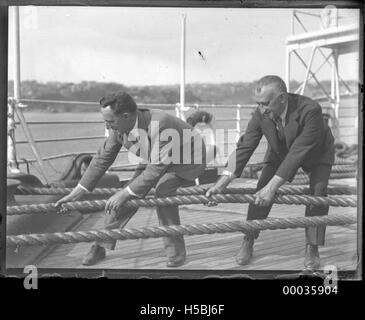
[
  {"xmin": 105, "ymin": 189, "xmax": 130, "ymax": 214},
  {"xmin": 254, "ymin": 185, "xmax": 276, "ymax": 207}
]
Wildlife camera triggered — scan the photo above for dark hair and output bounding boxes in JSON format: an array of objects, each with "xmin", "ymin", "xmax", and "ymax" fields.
[
  {"xmin": 255, "ymin": 75, "xmax": 287, "ymax": 94},
  {"xmin": 99, "ymin": 92, "xmax": 137, "ymax": 114},
  {"xmin": 186, "ymin": 111, "xmax": 213, "ymax": 127}
]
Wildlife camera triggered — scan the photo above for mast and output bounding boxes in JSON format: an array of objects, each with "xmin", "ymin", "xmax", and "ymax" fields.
[
  {"xmin": 7, "ymin": 7, "xmax": 20, "ymax": 173},
  {"xmin": 178, "ymin": 13, "xmax": 186, "ymax": 121},
  {"xmin": 12, "ymin": 7, "xmax": 50, "ymax": 184}
]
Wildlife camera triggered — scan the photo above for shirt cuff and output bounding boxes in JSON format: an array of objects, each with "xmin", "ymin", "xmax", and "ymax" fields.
[
  {"xmin": 126, "ymin": 186, "xmax": 139, "ymax": 197},
  {"xmin": 77, "ymin": 183, "xmax": 91, "ymax": 193},
  {"xmin": 221, "ymin": 170, "xmax": 233, "ymax": 176}
]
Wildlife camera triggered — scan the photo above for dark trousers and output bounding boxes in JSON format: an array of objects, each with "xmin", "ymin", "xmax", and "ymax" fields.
[
  {"xmin": 96, "ymin": 172, "xmax": 193, "ymax": 260},
  {"xmin": 247, "ymin": 163, "xmax": 332, "ymax": 246}
]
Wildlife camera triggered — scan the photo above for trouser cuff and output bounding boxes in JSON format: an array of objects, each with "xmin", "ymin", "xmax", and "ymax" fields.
[
  {"xmin": 96, "ymin": 240, "xmax": 116, "ymax": 250},
  {"xmin": 305, "ymin": 226, "xmax": 326, "ymax": 246}
]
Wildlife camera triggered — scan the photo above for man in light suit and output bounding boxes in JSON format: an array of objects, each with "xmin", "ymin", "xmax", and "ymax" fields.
[
  {"xmin": 56, "ymin": 92, "xmax": 206, "ymax": 267},
  {"xmin": 206, "ymin": 75, "xmax": 334, "ymax": 269}
]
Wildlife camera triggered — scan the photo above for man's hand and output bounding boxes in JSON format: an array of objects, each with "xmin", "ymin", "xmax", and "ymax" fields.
[
  {"xmin": 254, "ymin": 175, "xmax": 285, "ymax": 207},
  {"xmin": 105, "ymin": 189, "xmax": 130, "ymax": 214},
  {"xmin": 55, "ymin": 184, "xmax": 87, "ymax": 213},
  {"xmin": 254, "ymin": 185, "xmax": 276, "ymax": 207},
  {"xmin": 205, "ymin": 174, "xmax": 236, "ymax": 207},
  {"xmin": 205, "ymin": 185, "xmax": 222, "ymax": 207}
]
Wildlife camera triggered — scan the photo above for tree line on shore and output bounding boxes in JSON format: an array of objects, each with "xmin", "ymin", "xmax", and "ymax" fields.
[{"xmin": 8, "ymin": 80, "xmax": 356, "ymax": 112}]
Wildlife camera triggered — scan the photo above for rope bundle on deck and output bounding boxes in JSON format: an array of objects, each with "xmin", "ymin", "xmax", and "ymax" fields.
[
  {"xmin": 334, "ymin": 142, "xmax": 358, "ymax": 161},
  {"xmin": 245, "ymin": 142, "xmax": 358, "ymax": 181},
  {"xmin": 290, "ymin": 172, "xmax": 357, "ymax": 185},
  {"xmin": 6, "ymin": 213, "xmax": 356, "ymax": 247}
]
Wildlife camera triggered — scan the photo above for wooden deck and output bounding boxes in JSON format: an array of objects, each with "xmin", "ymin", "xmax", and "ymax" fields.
[{"xmin": 32, "ymin": 178, "xmax": 358, "ymax": 271}]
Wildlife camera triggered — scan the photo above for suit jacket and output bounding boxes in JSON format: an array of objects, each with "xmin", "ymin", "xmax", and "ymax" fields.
[
  {"xmin": 79, "ymin": 108, "xmax": 206, "ymax": 197},
  {"xmin": 226, "ymin": 93, "xmax": 335, "ymax": 181}
]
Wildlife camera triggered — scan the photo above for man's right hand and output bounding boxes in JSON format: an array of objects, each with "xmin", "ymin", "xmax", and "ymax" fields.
[
  {"xmin": 54, "ymin": 184, "xmax": 88, "ymax": 213},
  {"xmin": 205, "ymin": 174, "xmax": 236, "ymax": 207},
  {"xmin": 205, "ymin": 185, "xmax": 222, "ymax": 207}
]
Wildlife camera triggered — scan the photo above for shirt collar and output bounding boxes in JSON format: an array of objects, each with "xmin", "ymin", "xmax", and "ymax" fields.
[
  {"xmin": 133, "ymin": 115, "xmax": 138, "ymax": 131},
  {"xmin": 280, "ymin": 101, "xmax": 288, "ymax": 125},
  {"xmin": 128, "ymin": 114, "xmax": 139, "ymax": 139}
]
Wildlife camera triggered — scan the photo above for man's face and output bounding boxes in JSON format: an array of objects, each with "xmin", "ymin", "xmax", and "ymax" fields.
[
  {"xmin": 255, "ymin": 85, "xmax": 287, "ymax": 120},
  {"xmin": 101, "ymin": 106, "xmax": 135, "ymax": 134}
]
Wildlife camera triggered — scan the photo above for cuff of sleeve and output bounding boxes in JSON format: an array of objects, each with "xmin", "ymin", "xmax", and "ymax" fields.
[
  {"xmin": 77, "ymin": 183, "xmax": 91, "ymax": 193},
  {"xmin": 221, "ymin": 170, "xmax": 233, "ymax": 176},
  {"xmin": 126, "ymin": 186, "xmax": 140, "ymax": 197}
]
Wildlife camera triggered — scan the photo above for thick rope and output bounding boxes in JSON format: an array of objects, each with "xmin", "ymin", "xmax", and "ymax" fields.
[
  {"xmin": 334, "ymin": 157, "xmax": 357, "ymax": 165},
  {"xmin": 14, "ymin": 184, "xmax": 357, "ymax": 197},
  {"xmin": 6, "ymin": 193, "xmax": 357, "ymax": 216},
  {"xmin": 6, "ymin": 213, "xmax": 356, "ymax": 247},
  {"xmin": 328, "ymin": 165, "xmax": 356, "ymax": 174}
]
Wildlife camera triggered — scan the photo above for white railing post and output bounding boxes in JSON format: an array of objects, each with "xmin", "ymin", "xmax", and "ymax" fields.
[
  {"xmin": 7, "ymin": 99, "xmax": 20, "ymax": 173},
  {"xmin": 332, "ymin": 49, "xmax": 341, "ymax": 141},
  {"xmin": 175, "ymin": 102, "xmax": 181, "ymax": 119},
  {"xmin": 236, "ymin": 104, "xmax": 241, "ymax": 142}
]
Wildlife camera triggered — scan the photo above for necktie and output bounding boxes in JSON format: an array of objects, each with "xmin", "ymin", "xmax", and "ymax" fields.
[
  {"xmin": 274, "ymin": 118, "xmax": 285, "ymax": 141},
  {"xmin": 136, "ymin": 135, "xmax": 151, "ymax": 160}
]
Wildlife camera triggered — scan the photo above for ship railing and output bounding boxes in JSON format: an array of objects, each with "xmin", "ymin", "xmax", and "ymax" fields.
[
  {"xmin": 10, "ymin": 97, "xmax": 336, "ymax": 170},
  {"xmin": 14, "ymin": 98, "xmax": 257, "ymax": 145},
  {"xmin": 9, "ymin": 98, "xmax": 259, "ymax": 179}
]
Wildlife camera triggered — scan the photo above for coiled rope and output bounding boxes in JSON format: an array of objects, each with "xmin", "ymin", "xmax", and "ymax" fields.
[
  {"xmin": 6, "ymin": 213, "xmax": 356, "ymax": 247},
  {"xmin": 290, "ymin": 172, "xmax": 357, "ymax": 185},
  {"xmin": 334, "ymin": 157, "xmax": 357, "ymax": 165},
  {"xmin": 7, "ymin": 193, "xmax": 357, "ymax": 216},
  {"xmin": 334, "ymin": 142, "xmax": 357, "ymax": 159}
]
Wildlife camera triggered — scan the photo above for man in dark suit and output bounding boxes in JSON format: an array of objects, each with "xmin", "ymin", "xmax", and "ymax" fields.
[
  {"xmin": 206, "ymin": 75, "xmax": 334, "ymax": 270},
  {"xmin": 56, "ymin": 92, "xmax": 206, "ymax": 267}
]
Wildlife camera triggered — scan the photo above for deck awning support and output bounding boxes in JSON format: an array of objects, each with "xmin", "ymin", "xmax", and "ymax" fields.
[
  {"xmin": 292, "ymin": 50, "xmax": 333, "ymax": 103},
  {"xmin": 300, "ymin": 46, "xmax": 317, "ymax": 95},
  {"xmin": 176, "ymin": 13, "xmax": 187, "ymax": 122},
  {"xmin": 286, "ymin": 10, "xmax": 359, "ymax": 143}
]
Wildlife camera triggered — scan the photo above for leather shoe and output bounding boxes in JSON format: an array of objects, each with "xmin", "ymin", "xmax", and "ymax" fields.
[
  {"xmin": 82, "ymin": 244, "xmax": 106, "ymax": 266},
  {"xmin": 166, "ymin": 255, "xmax": 186, "ymax": 268},
  {"xmin": 304, "ymin": 244, "xmax": 320, "ymax": 270},
  {"xmin": 236, "ymin": 235, "xmax": 255, "ymax": 265}
]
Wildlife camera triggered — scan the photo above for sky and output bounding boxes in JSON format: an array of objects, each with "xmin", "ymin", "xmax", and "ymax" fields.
[{"xmin": 7, "ymin": 6, "xmax": 360, "ymax": 86}]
